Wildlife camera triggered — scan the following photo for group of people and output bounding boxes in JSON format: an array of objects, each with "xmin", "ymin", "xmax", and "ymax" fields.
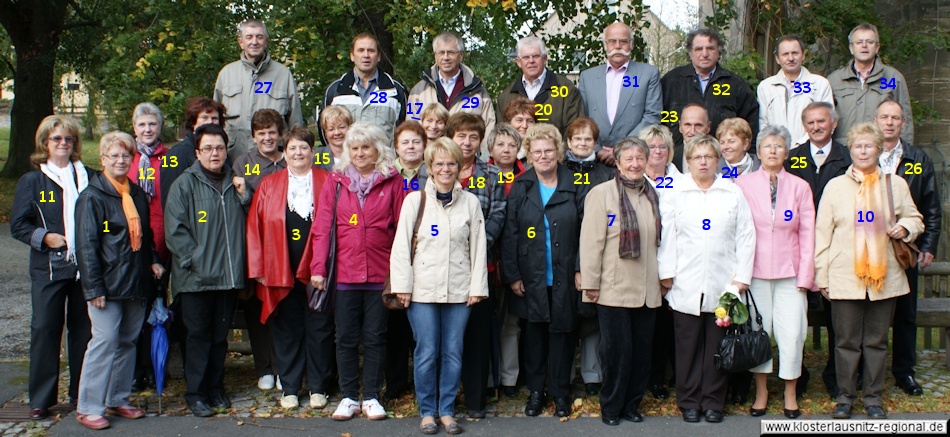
[{"xmin": 11, "ymin": 15, "xmax": 941, "ymax": 435}]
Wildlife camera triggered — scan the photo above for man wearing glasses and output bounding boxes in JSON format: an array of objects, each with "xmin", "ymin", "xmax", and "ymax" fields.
[
  {"xmin": 496, "ymin": 36, "xmax": 585, "ymax": 136},
  {"xmin": 578, "ymin": 22, "xmax": 662, "ymax": 166},
  {"xmin": 828, "ymin": 23, "xmax": 913, "ymax": 144},
  {"xmin": 407, "ymin": 32, "xmax": 496, "ymax": 157}
]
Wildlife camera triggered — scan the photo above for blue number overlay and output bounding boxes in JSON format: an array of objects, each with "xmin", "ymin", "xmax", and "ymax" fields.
[
  {"xmin": 403, "ymin": 179, "xmax": 420, "ymax": 191},
  {"xmin": 430, "ymin": 224, "xmax": 439, "ymax": 236},
  {"xmin": 622, "ymin": 76, "xmax": 640, "ymax": 88},
  {"xmin": 655, "ymin": 177, "xmax": 673, "ymax": 188},
  {"xmin": 793, "ymin": 81, "xmax": 812, "ymax": 94},
  {"xmin": 369, "ymin": 91, "xmax": 388, "ymax": 104},
  {"xmin": 721, "ymin": 167, "xmax": 739, "ymax": 179},
  {"xmin": 406, "ymin": 102, "xmax": 424, "ymax": 120},
  {"xmin": 461, "ymin": 96, "xmax": 480, "ymax": 109},
  {"xmin": 857, "ymin": 210, "xmax": 875, "ymax": 222},
  {"xmin": 702, "ymin": 219, "xmax": 711, "ymax": 230},
  {"xmin": 254, "ymin": 81, "xmax": 273, "ymax": 94},
  {"xmin": 879, "ymin": 78, "xmax": 896, "ymax": 90},
  {"xmin": 608, "ymin": 214, "xmax": 616, "ymax": 226},
  {"xmin": 784, "ymin": 210, "xmax": 793, "ymax": 222}
]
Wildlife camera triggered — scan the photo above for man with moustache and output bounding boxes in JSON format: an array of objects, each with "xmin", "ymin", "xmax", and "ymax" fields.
[
  {"xmin": 757, "ymin": 34, "xmax": 834, "ymax": 148},
  {"xmin": 578, "ymin": 21, "xmax": 661, "ymax": 166},
  {"xmin": 874, "ymin": 99, "xmax": 941, "ymax": 397},
  {"xmin": 662, "ymin": 28, "xmax": 758, "ymax": 170}
]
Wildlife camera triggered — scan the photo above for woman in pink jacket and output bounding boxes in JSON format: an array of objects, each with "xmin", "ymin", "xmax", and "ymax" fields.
[
  {"xmin": 735, "ymin": 125, "xmax": 815, "ymax": 419},
  {"xmin": 309, "ymin": 123, "xmax": 406, "ymax": 422}
]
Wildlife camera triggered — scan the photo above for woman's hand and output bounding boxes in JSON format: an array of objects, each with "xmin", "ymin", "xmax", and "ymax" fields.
[
  {"xmin": 43, "ymin": 232, "xmax": 67, "ymax": 248},
  {"xmin": 396, "ymin": 294, "xmax": 411, "ymax": 309},
  {"xmin": 151, "ymin": 263, "xmax": 165, "ymax": 280},
  {"xmin": 574, "ymin": 272, "xmax": 582, "ymax": 291},
  {"xmin": 887, "ymin": 224, "xmax": 908, "ymax": 240},
  {"xmin": 510, "ymin": 280, "xmax": 525, "ymax": 297},
  {"xmin": 584, "ymin": 289, "xmax": 599, "ymax": 302},
  {"xmin": 232, "ymin": 176, "xmax": 247, "ymax": 197},
  {"xmin": 660, "ymin": 278, "xmax": 673, "ymax": 290},
  {"xmin": 89, "ymin": 296, "xmax": 105, "ymax": 309},
  {"xmin": 255, "ymin": 277, "xmax": 265, "ymax": 285},
  {"xmin": 820, "ymin": 288, "xmax": 830, "ymax": 300},
  {"xmin": 798, "ymin": 287, "xmax": 809, "ymax": 293},
  {"xmin": 311, "ymin": 275, "xmax": 325, "ymax": 291},
  {"xmin": 467, "ymin": 296, "xmax": 486, "ymax": 307},
  {"xmin": 731, "ymin": 280, "xmax": 750, "ymax": 293}
]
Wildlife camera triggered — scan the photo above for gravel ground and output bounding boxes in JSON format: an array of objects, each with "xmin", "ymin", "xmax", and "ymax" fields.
[{"xmin": 0, "ymin": 223, "xmax": 32, "ymax": 360}]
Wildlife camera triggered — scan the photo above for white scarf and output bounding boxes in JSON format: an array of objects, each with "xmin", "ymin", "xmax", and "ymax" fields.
[
  {"xmin": 287, "ymin": 170, "xmax": 313, "ymax": 221},
  {"xmin": 40, "ymin": 161, "xmax": 89, "ymax": 263}
]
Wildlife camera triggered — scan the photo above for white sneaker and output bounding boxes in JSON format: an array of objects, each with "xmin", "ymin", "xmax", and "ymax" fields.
[
  {"xmin": 276, "ymin": 376, "xmax": 282, "ymax": 391},
  {"xmin": 309, "ymin": 392, "xmax": 328, "ymax": 409},
  {"xmin": 331, "ymin": 398, "xmax": 361, "ymax": 421},
  {"xmin": 258, "ymin": 375, "xmax": 275, "ymax": 390},
  {"xmin": 361, "ymin": 398, "xmax": 387, "ymax": 420},
  {"xmin": 280, "ymin": 394, "xmax": 299, "ymax": 409}
]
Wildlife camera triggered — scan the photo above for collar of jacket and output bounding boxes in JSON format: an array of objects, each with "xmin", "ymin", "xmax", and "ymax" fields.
[
  {"xmin": 185, "ymin": 160, "xmax": 236, "ymax": 190},
  {"xmin": 488, "ymin": 158, "xmax": 526, "ymax": 176},
  {"xmin": 676, "ymin": 62, "xmax": 730, "ymax": 81},
  {"xmin": 240, "ymin": 50, "xmax": 272, "ymax": 74},
  {"xmin": 423, "ymin": 176, "xmax": 463, "ymax": 205},
  {"xmin": 680, "ymin": 172, "xmax": 734, "ymax": 193},
  {"xmin": 896, "ymin": 141, "xmax": 925, "ymax": 163},
  {"xmin": 564, "ymin": 159, "xmax": 597, "ymax": 173},
  {"xmin": 507, "ymin": 68, "xmax": 558, "ymax": 103},
  {"xmin": 842, "ymin": 57, "xmax": 886, "ymax": 82},
  {"xmin": 336, "ymin": 68, "xmax": 398, "ymax": 94},
  {"xmin": 89, "ymin": 171, "xmax": 134, "ymax": 199},
  {"xmin": 748, "ymin": 166, "xmax": 792, "ymax": 183},
  {"xmin": 516, "ymin": 164, "xmax": 576, "ymax": 201},
  {"xmin": 421, "ymin": 63, "xmax": 484, "ymax": 96},
  {"xmin": 329, "ymin": 165, "xmax": 399, "ymax": 188},
  {"xmin": 801, "ymin": 140, "xmax": 848, "ymax": 162},
  {"xmin": 765, "ymin": 66, "xmax": 815, "ymax": 86}
]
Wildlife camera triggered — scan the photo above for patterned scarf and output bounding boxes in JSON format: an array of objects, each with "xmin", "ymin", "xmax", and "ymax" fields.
[
  {"xmin": 287, "ymin": 169, "xmax": 313, "ymax": 220},
  {"xmin": 615, "ymin": 171, "xmax": 661, "ymax": 258},
  {"xmin": 852, "ymin": 167, "xmax": 887, "ymax": 291},
  {"xmin": 136, "ymin": 139, "xmax": 160, "ymax": 200},
  {"xmin": 103, "ymin": 172, "xmax": 143, "ymax": 252},
  {"xmin": 343, "ymin": 164, "xmax": 382, "ymax": 207}
]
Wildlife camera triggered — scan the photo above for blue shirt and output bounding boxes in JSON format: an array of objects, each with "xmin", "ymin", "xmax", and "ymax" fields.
[{"xmin": 539, "ymin": 183, "xmax": 556, "ymax": 286}]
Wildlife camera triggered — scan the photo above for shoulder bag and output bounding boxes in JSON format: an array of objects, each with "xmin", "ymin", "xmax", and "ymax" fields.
[
  {"xmin": 885, "ymin": 174, "xmax": 919, "ymax": 269},
  {"xmin": 381, "ymin": 191, "xmax": 427, "ymax": 310},
  {"xmin": 306, "ymin": 182, "xmax": 341, "ymax": 313},
  {"xmin": 714, "ymin": 291, "xmax": 772, "ymax": 372}
]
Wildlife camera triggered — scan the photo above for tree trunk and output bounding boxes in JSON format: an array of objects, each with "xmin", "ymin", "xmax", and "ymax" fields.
[{"xmin": 353, "ymin": 0, "xmax": 395, "ymax": 76}]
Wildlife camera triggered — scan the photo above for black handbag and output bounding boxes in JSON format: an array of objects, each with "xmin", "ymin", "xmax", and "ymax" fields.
[
  {"xmin": 306, "ymin": 183, "xmax": 341, "ymax": 313},
  {"xmin": 714, "ymin": 291, "xmax": 772, "ymax": 373}
]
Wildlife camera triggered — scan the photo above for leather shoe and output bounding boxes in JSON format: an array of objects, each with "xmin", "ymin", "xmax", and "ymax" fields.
[
  {"xmin": 784, "ymin": 408, "xmax": 801, "ymax": 419},
  {"xmin": 189, "ymin": 401, "xmax": 214, "ymax": 417},
  {"xmin": 106, "ymin": 405, "xmax": 146, "ymax": 419},
  {"xmin": 601, "ymin": 416, "xmax": 620, "ymax": 426},
  {"xmin": 554, "ymin": 397, "xmax": 571, "ymax": 417},
  {"xmin": 76, "ymin": 413, "xmax": 110, "ymax": 430},
  {"xmin": 704, "ymin": 409, "xmax": 723, "ymax": 423},
  {"xmin": 29, "ymin": 408, "xmax": 49, "ymax": 420},
  {"xmin": 649, "ymin": 384, "xmax": 669, "ymax": 399},
  {"xmin": 524, "ymin": 391, "xmax": 544, "ymax": 416},
  {"xmin": 831, "ymin": 403, "xmax": 851, "ymax": 419},
  {"xmin": 895, "ymin": 375, "xmax": 924, "ymax": 396},
  {"xmin": 866, "ymin": 405, "xmax": 887, "ymax": 419},
  {"xmin": 210, "ymin": 394, "xmax": 231, "ymax": 409},
  {"xmin": 682, "ymin": 408, "xmax": 700, "ymax": 423},
  {"xmin": 622, "ymin": 411, "xmax": 643, "ymax": 422},
  {"xmin": 585, "ymin": 383, "xmax": 601, "ymax": 396},
  {"xmin": 502, "ymin": 385, "xmax": 518, "ymax": 398},
  {"xmin": 468, "ymin": 409, "xmax": 486, "ymax": 419},
  {"xmin": 750, "ymin": 407, "xmax": 766, "ymax": 417}
]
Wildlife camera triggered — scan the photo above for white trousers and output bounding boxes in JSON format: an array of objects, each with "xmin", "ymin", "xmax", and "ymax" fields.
[{"xmin": 748, "ymin": 277, "xmax": 807, "ymax": 380}]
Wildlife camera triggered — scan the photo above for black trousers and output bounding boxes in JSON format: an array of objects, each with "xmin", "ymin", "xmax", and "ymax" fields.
[
  {"xmin": 672, "ymin": 311, "xmax": 727, "ymax": 412},
  {"xmin": 133, "ymin": 301, "xmax": 154, "ymax": 385},
  {"xmin": 822, "ymin": 296, "xmax": 839, "ymax": 390},
  {"xmin": 242, "ymin": 294, "xmax": 277, "ymax": 377},
  {"xmin": 384, "ymin": 308, "xmax": 413, "ymax": 398},
  {"xmin": 30, "ymin": 278, "xmax": 91, "ymax": 410},
  {"xmin": 648, "ymin": 298, "xmax": 675, "ymax": 387},
  {"xmin": 461, "ymin": 297, "xmax": 494, "ymax": 411},
  {"xmin": 523, "ymin": 319, "xmax": 576, "ymax": 399},
  {"xmin": 598, "ymin": 305, "xmax": 655, "ymax": 418},
  {"xmin": 335, "ymin": 289, "xmax": 388, "ymax": 401},
  {"xmin": 180, "ymin": 290, "xmax": 238, "ymax": 405},
  {"xmin": 268, "ymin": 284, "xmax": 335, "ymax": 395},
  {"xmin": 892, "ymin": 265, "xmax": 919, "ymax": 379}
]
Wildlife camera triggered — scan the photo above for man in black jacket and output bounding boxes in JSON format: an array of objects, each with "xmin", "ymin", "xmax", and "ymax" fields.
[
  {"xmin": 874, "ymin": 100, "xmax": 942, "ymax": 396},
  {"xmin": 661, "ymin": 28, "xmax": 758, "ymax": 170},
  {"xmin": 785, "ymin": 101, "xmax": 852, "ymax": 399}
]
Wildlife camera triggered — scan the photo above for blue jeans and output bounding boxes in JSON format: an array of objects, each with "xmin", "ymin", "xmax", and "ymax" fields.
[{"xmin": 407, "ymin": 302, "xmax": 470, "ymax": 417}]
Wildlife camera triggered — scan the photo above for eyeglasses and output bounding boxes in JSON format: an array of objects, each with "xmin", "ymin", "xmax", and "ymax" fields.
[
  {"xmin": 606, "ymin": 38, "xmax": 631, "ymax": 46},
  {"xmin": 570, "ymin": 136, "xmax": 595, "ymax": 143},
  {"xmin": 851, "ymin": 39, "xmax": 878, "ymax": 46},
  {"xmin": 518, "ymin": 54, "xmax": 543, "ymax": 61},
  {"xmin": 530, "ymin": 149, "xmax": 558, "ymax": 158},
  {"xmin": 851, "ymin": 144, "xmax": 879, "ymax": 151},
  {"xmin": 102, "ymin": 153, "xmax": 133, "ymax": 162},
  {"xmin": 436, "ymin": 50, "xmax": 460, "ymax": 57},
  {"xmin": 199, "ymin": 146, "xmax": 227, "ymax": 154},
  {"xmin": 648, "ymin": 145, "xmax": 670, "ymax": 150},
  {"xmin": 688, "ymin": 155, "xmax": 717, "ymax": 162},
  {"xmin": 49, "ymin": 136, "xmax": 77, "ymax": 145},
  {"xmin": 759, "ymin": 143, "xmax": 787, "ymax": 151},
  {"xmin": 431, "ymin": 162, "xmax": 459, "ymax": 170}
]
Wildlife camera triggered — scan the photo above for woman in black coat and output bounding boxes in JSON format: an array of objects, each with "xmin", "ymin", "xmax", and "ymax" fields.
[{"xmin": 501, "ymin": 124, "xmax": 584, "ymax": 419}]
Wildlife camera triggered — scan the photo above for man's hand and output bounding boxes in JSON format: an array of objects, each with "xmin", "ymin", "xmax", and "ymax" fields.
[
  {"xmin": 510, "ymin": 280, "xmax": 525, "ymax": 297},
  {"xmin": 89, "ymin": 296, "xmax": 105, "ymax": 309},
  {"xmin": 584, "ymin": 289, "xmax": 599, "ymax": 302},
  {"xmin": 596, "ymin": 148, "xmax": 615, "ymax": 166},
  {"xmin": 919, "ymin": 252, "xmax": 935, "ymax": 269},
  {"xmin": 396, "ymin": 294, "xmax": 411, "ymax": 308}
]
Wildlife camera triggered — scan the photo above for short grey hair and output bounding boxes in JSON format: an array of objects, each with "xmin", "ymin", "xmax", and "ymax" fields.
[
  {"xmin": 756, "ymin": 125, "xmax": 792, "ymax": 152},
  {"xmin": 801, "ymin": 101, "xmax": 838, "ymax": 124},
  {"xmin": 237, "ymin": 19, "xmax": 269, "ymax": 38},
  {"xmin": 613, "ymin": 137, "xmax": 650, "ymax": 162},
  {"xmin": 847, "ymin": 23, "xmax": 878, "ymax": 44},
  {"xmin": 132, "ymin": 102, "xmax": 164, "ymax": 129},
  {"xmin": 487, "ymin": 123, "xmax": 522, "ymax": 155},
  {"xmin": 433, "ymin": 32, "xmax": 464, "ymax": 53},
  {"xmin": 335, "ymin": 123, "xmax": 396, "ymax": 173},
  {"xmin": 516, "ymin": 36, "xmax": 547, "ymax": 57}
]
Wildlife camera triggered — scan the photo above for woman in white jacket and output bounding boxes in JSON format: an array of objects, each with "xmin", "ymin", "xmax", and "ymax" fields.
[
  {"xmin": 657, "ymin": 135, "xmax": 756, "ymax": 424},
  {"xmin": 390, "ymin": 137, "xmax": 488, "ymax": 435}
]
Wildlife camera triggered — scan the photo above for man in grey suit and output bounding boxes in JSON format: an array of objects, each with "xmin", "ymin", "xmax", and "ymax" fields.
[{"xmin": 578, "ymin": 21, "xmax": 662, "ymax": 165}]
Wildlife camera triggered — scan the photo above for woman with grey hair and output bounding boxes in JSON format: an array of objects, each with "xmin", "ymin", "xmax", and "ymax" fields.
[
  {"xmin": 735, "ymin": 125, "xmax": 816, "ymax": 419},
  {"xmin": 580, "ymin": 137, "xmax": 663, "ymax": 425},
  {"xmin": 309, "ymin": 123, "xmax": 407, "ymax": 421}
]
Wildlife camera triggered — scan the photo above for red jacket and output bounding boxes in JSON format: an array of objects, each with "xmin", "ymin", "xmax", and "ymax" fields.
[
  {"xmin": 309, "ymin": 167, "xmax": 406, "ymax": 285},
  {"xmin": 127, "ymin": 143, "xmax": 169, "ymax": 263},
  {"xmin": 247, "ymin": 167, "xmax": 330, "ymax": 323}
]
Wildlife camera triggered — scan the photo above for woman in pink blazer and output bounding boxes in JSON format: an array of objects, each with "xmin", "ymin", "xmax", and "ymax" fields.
[{"xmin": 735, "ymin": 125, "xmax": 815, "ymax": 419}]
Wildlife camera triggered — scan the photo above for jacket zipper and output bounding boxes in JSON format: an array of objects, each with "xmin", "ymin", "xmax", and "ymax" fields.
[
  {"xmin": 196, "ymin": 176, "xmax": 237, "ymax": 289},
  {"xmin": 36, "ymin": 201, "xmax": 54, "ymax": 280}
]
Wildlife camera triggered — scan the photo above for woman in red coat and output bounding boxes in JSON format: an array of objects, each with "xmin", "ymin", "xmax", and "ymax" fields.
[
  {"xmin": 247, "ymin": 127, "xmax": 330, "ymax": 410},
  {"xmin": 309, "ymin": 123, "xmax": 406, "ymax": 421}
]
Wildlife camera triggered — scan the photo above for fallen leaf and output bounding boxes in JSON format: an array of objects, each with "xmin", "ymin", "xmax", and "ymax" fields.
[
  {"xmin": 236, "ymin": 421, "xmax": 244, "ymax": 426},
  {"xmin": 573, "ymin": 398, "xmax": 583, "ymax": 407},
  {"xmin": 559, "ymin": 416, "xmax": 568, "ymax": 422}
]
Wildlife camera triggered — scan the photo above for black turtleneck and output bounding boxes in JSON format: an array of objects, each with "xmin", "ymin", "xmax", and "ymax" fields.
[
  {"xmin": 201, "ymin": 165, "xmax": 226, "ymax": 192},
  {"xmin": 436, "ymin": 191, "xmax": 452, "ymax": 206}
]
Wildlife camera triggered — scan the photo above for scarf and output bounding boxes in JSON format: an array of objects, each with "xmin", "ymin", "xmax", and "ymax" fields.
[
  {"xmin": 136, "ymin": 139, "xmax": 160, "ymax": 200},
  {"xmin": 727, "ymin": 153, "xmax": 753, "ymax": 177},
  {"xmin": 103, "ymin": 172, "xmax": 142, "ymax": 252},
  {"xmin": 852, "ymin": 168, "xmax": 887, "ymax": 291},
  {"xmin": 344, "ymin": 164, "xmax": 382, "ymax": 207},
  {"xmin": 615, "ymin": 171, "xmax": 661, "ymax": 258},
  {"xmin": 40, "ymin": 161, "xmax": 89, "ymax": 263},
  {"xmin": 436, "ymin": 190, "xmax": 452, "ymax": 206},
  {"xmin": 287, "ymin": 170, "xmax": 314, "ymax": 220}
]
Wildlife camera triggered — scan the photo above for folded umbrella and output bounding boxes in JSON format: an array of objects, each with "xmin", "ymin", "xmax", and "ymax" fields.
[{"xmin": 148, "ymin": 298, "xmax": 169, "ymax": 413}]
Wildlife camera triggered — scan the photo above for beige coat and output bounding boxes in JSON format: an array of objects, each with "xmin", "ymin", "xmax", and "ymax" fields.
[
  {"xmin": 580, "ymin": 180, "xmax": 662, "ymax": 309},
  {"xmin": 390, "ymin": 179, "xmax": 488, "ymax": 303},
  {"xmin": 814, "ymin": 167, "xmax": 924, "ymax": 301},
  {"xmin": 407, "ymin": 64, "xmax": 496, "ymax": 157}
]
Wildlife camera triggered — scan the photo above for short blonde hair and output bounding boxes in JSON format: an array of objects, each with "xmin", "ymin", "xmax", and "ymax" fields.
[
  {"xmin": 420, "ymin": 102, "xmax": 449, "ymax": 124},
  {"xmin": 522, "ymin": 124, "xmax": 564, "ymax": 163},
  {"xmin": 31, "ymin": 115, "xmax": 82, "ymax": 167},
  {"xmin": 846, "ymin": 122, "xmax": 885, "ymax": 153},
  {"xmin": 424, "ymin": 137, "xmax": 464, "ymax": 169},
  {"xmin": 320, "ymin": 106, "xmax": 354, "ymax": 130},
  {"xmin": 335, "ymin": 123, "xmax": 396, "ymax": 173},
  {"xmin": 684, "ymin": 134, "xmax": 722, "ymax": 161},
  {"xmin": 98, "ymin": 131, "xmax": 136, "ymax": 155},
  {"xmin": 715, "ymin": 118, "xmax": 752, "ymax": 145},
  {"xmin": 636, "ymin": 124, "xmax": 675, "ymax": 165}
]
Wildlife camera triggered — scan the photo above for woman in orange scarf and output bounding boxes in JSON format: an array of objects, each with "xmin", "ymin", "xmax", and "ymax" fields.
[{"xmin": 814, "ymin": 123, "xmax": 923, "ymax": 420}]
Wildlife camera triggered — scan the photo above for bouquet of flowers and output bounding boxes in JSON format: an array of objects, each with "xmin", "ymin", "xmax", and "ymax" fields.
[{"xmin": 714, "ymin": 284, "xmax": 749, "ymax": 328}]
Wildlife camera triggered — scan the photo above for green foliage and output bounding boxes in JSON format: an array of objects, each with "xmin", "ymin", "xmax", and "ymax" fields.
[{"xmin": 545, "ymin": 0, "xmax": 649, "ymax": 76}]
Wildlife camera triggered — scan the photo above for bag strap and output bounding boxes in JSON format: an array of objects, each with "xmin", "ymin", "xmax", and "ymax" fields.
[
  {"xmin": 744, "ymin": 290, "xmax": 764, "ymax": 328},
  {"xmin": 885, "ymin": 174, "xmax": 897, "ymax": 227},
  {"xmin": 410, "ymin": 192, "xmax": 426, "ymax": 265}
]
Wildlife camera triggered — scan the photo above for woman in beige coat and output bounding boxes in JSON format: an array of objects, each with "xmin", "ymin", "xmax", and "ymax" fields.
[
  {"xmin": 390, "ymin": 137, "xmax": 488, "ymax": 435},
  {"xmin": 580, "ymin": 137, "xmax": 662, "ymax": 426},
  {"xmin": 815, "ymin": 123, "xmax": 923, "ymax": 421}
]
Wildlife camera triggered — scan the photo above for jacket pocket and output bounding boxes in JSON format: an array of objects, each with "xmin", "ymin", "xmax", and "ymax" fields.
[
  {"xmin": 49, "ymin": 248, "xmax": 71, "ymax": 272},
  {"xmin": 265, "ymin": 90, "xmax": 290, "ymax": 118},
  {"xmin": 222, "ymin": 85, "xmax": 243, "ymax": 116}
]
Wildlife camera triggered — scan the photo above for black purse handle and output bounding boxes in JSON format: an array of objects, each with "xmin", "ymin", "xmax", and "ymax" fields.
[{"xmin": 743, "ymin": 290, "xmax": 764, "ymax": 329}]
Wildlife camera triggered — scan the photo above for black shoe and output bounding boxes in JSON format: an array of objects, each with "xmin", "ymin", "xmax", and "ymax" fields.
[
  {"xmin": 682, "ymin": 408, "xmax": 700, "ymax": 423},
  {"xmin": 189, "ymin": 401, "xmax": 214, "ymax": 417},
  {"xmin": 602, "ymin": 416, "xmax": 620, "ymax": 426},
  {"xmin": 649, "ymin": 384, "xmax": 669, "ymax": 399},
  {"xmin": 831, "ymin": 403, "xmax": 851, "ymax": 419},
  {"xmin": 525, "ymin": 391, "xmax": 544, "ymax": 416},
  {"xmin": 750, "ymin": 407, "xmax": 766, "ymax": 417},
  {"xmin": 895, "ymin": 375, "xmax": 924, "ymax": 396},
  {"xmin": 622, "ymin": 411, "xmax": 643, "ymax": 422},
  {"xmin": 826, "ymin": 384, "xmax": 840, "ymax": 400},
  {"xmin": 704, "ymin": 410, "xmax": 723, "ymax": 423},
  {"xmin": 729, "ymin": 392, "xmax": 747, "ymax": 405},
  {"xmin": 866, "ymin": 405, "xmax": 886, "ymax": 419},
  {"xmin": 585, "ymin": 383, "xmax": 601, "ymax": 396},
  {"xmin": 554, "ymin": 397, "xmax": 570, "ymax": 417},
  {"xmin": 784, "ymin": 408, "xmax": 801, "ymax": 419},
  {"xmin": 67, "ymin": 397, "xmax": 78, "ymax": 407},
  {"xmin": 29, "ymin": 408, "xmax": 49, "ymax": 420},
  {"xmin": 468, "ymin": 409, "xmax": 486, "ymax": 419},
  {"xmin": 502, "ymin": 385, "xmax": 518, "ymax": 398},
  {"xmin": 210, "ymin": 394, "xmax": 231, "ymax": 409}
]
